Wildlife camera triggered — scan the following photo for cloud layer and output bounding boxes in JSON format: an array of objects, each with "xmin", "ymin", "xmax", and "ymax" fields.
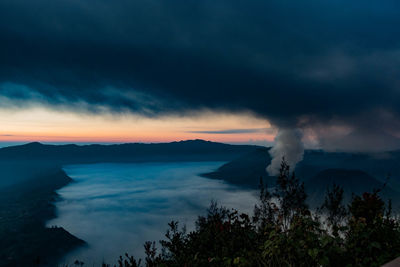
[
  {"xmin": 1, "ymin": 0, "xmax": 400, "ymax": 150},
  {"xmin": 48, "ymin": 162, "xmax": 257, "ymax": 264}
]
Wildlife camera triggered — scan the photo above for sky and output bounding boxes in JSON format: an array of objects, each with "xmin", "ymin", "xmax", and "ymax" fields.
[
  {"xmin": 1, "ymin": 0, "xmax": 400, "ymax": 151},
  {"xmin": 0, "ymin": 106, "xmax": 273, "ymax": 145}
]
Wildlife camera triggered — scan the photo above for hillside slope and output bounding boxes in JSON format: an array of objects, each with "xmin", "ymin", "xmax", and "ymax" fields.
[
  {"xmin": 0, "ymin": 165, "xmax": 85, "ymax": 266},
  {"xmin": 202, "ymin": 147, "xmax": 272, "ymax": 188},
  {"xmin": 306, "ymin": 169, "xmax": 400, "ymax": 208},
  {"xmin": 204, "ymin": 148, "xmax": 400, "ymax": 191}
]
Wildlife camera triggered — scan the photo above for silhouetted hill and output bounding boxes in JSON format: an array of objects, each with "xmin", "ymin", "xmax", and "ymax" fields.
[
  {"xmin": 306, "ymin": 169, "xmax": 400, "ymax": 208},
  {"xmin": 0, "ymin": 160, "xmax": 67, "ymax": 189},
  {"xmin": 0, "ymin": 140, "xmax": 258, "ymax": 165},
  {"xmin": 202, "ymin": 147, "xmax": 273, "ymax": 188},
  {"xmin": 204, "ymin": 148, "xmax": 400, "ymax": 192},
  {"xmin": 297, "ymin": 150, "xmax": 400, "ymax": 191},
  {"xmin": 0, "ymin": 165, "xmax": 85, "ymax": 266}
]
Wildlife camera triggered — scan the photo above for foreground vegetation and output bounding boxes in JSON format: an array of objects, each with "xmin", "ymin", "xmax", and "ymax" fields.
[{"xmin": 97, "ymin": 159, "xmax": 400, "ymax": 267}]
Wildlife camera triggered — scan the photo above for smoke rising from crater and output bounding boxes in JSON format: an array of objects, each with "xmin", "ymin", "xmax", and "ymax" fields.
[{"xmin": 266, "ymin": 128, "xmax": 304, "ymax": 176}]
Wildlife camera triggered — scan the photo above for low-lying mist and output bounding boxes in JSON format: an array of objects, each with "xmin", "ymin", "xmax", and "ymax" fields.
[{"xmin": 47, "ymin": 162, "xmax": 258, "ymax": 265}]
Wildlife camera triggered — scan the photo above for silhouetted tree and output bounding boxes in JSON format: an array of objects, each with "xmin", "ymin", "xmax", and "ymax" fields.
[
  {"xmin": 345, "ymin": 191, "xmax": 400, "ymax": 266},
  {"xmin": 273, "ymin": 157, "xmax": 308, "ymax": 230},
  {"xmin": 319, "ymin": 183, "xmax": 347, "ymax": 236},
  {"xmin": 253, "ymin": 177, "xmax": 276, "ymax": 230}
]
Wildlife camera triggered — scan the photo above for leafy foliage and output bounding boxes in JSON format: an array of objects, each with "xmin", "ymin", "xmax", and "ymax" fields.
[{"xmin": 318, "ymin": 183, "xmax": 348, "ymax": 236}]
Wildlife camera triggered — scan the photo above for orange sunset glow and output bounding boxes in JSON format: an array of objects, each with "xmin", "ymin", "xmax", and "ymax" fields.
[{"xmin": 0, "ymin": 106, "xmax": 275, "ymax": 145}]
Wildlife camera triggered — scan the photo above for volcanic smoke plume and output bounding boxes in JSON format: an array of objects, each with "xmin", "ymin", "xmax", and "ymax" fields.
[{"xmin": 266, "ymin": 128, "xmax": 304, "ymax": 176}]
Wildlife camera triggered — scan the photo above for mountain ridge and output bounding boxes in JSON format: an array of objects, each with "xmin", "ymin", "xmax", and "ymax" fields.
[{"xmin": 0, "ymin": 139, "xmax": 260, "ymax": 165}]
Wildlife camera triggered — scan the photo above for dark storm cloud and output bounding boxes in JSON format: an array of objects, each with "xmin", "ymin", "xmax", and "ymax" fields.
[{"xmin": 1, "ymin": 0, "xmax": 400, "ymax": 150}]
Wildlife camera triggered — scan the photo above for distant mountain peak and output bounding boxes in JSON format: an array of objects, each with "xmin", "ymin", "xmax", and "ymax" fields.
[
  {"xmin": 178, "ymin": 139, "xmax": 210, "ymax": 143},
  {"xmin": 23, "ymin": 142, "xmax": 44, "ymax": 147}
]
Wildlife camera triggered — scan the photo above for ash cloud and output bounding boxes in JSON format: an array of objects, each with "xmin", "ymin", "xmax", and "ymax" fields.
[{"xmin": 1, "ymin": 0, "xmax": 400, "ymax": 151}]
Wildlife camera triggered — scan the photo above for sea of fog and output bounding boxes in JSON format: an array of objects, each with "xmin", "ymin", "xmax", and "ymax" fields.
[{"xmin": 47, "ymin": 162, "xmax": 258, "ymax": 265}]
